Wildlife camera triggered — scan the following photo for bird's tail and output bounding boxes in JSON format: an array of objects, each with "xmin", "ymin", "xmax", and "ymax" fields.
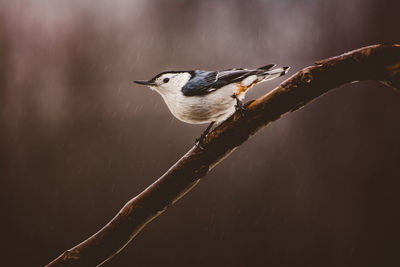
[{"xmin": 259, "ymin": 66, "xmax": 290, "ymax": 82}]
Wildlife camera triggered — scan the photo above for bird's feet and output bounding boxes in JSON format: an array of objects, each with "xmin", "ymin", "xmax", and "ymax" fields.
[
  {"xmin": 232, "ymin": 95, "xmax": 254, "ymax": 116},
  {"xmin": 195, "ymin": 134, "xmax": 206, "ymax": 150},
  {"xmin": 232, "ymin": 94, "xmax": 245, "ymax": 115},
  {"xmin": 235, "ymin": 101, "xmax": 245, "ymax": 115},
  {"xmin": 194, "ymin": 121, "xmax": 215, "ymax": 150}
]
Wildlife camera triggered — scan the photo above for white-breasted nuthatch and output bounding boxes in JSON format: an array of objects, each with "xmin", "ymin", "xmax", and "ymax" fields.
[{"xmin": 134, "ymin": 64, "xmax": 289, "ymax": 147}]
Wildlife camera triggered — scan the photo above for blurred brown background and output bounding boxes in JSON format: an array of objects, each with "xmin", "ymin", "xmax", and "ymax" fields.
[{"xmin": 1, "ymin": 0, "xmax": 399, "ymax": 266}]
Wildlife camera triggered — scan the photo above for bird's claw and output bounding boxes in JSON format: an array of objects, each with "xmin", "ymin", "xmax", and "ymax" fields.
[
  {"xmin": 235, "ymin": 102, "xmax": 245, "ymax": 113},
  {"xmin": 195, "ymin": 121, "xmax": 215, "ymax": 150},
  {"xmin": 234, "ymin": 100, "xmax": 246, "ymax": 117},
  {"xmin": 232, "ymin": 94, "xmax": 248, "ymax": 117},
  {"xmin": 195, "ymin": 136, "xmax": 205, "ymax": 150}
]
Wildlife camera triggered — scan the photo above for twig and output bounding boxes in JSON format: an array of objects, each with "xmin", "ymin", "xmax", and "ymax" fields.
[{"xmin": 46, "ymin": 44, "xmax": 400, "ymax": 266}]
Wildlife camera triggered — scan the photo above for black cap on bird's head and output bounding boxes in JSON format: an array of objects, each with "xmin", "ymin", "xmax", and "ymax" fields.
[{"xmin": 133, "ymin": 70, "xmax": 193, "ymax": 88}]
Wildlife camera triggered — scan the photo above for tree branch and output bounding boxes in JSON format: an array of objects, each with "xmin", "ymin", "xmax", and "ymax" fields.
[{"xmin": 47, "ymin": 44, "xmax": 400, "ymax": 266}]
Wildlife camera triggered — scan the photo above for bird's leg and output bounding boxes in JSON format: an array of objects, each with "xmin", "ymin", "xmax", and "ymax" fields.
[
  {"xmin": 232, "ymin": 94, "xmax": 245, "ymax": 115},
  {"xmin": 195, "ymin": 121, "xmax": 215, "ymax": 149}
]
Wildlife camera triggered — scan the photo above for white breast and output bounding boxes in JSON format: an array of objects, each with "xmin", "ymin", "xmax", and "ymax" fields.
[{"xmin": 159, "ymin": 83, "xmax": 242, "ymax": 124}]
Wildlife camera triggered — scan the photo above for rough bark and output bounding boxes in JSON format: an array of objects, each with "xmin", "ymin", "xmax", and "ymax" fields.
[{"xmin": 47, "ymin": 44, "xmax": 400, "ymax": 266}]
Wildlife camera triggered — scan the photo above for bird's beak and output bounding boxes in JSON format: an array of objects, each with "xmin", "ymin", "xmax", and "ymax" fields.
[{"xmin": 133, "ymin": 80, "xmax": 156, "ymax": 86}]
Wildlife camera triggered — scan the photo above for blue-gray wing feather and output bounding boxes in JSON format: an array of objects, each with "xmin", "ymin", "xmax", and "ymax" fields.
[
  {"xmin": 181, "ymin": 71, "xmax": 218, "ymax": 96},
  {"xmin": 182, "ymin": 69, "xmax": 256, "ymax": 96}
]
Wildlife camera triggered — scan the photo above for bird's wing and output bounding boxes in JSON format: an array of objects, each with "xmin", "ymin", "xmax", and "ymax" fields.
[
  {"xmin": 217, "ymin": 68, "xmax": 256, "ymax": 83},
  {"xmin": 181, "ymin": 71, "xmax": 218, "ymax": 96},
  {"xmin": 181, "ymin": 69, "xmax": 257, "ymax": 96}
]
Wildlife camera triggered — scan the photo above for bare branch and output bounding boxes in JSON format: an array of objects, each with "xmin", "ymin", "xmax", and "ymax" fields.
[{"xmin": 46, "ymin": 44, "xmax": 400, "ymax": 266}]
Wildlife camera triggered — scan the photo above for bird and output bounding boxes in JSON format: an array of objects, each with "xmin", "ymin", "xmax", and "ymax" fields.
[{"xmin": 134, "ymin": 64, "xmax": 289, "ymax": 148}]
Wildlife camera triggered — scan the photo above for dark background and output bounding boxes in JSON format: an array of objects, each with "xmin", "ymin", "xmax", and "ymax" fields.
[{"xmin": 1, "ymin": 0, "xmax": 399, "ymax": 266}]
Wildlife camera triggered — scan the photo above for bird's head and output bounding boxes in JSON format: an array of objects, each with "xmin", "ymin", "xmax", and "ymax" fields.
[{"xmin": 134, "ymin": 71, "xmax": 192, "ymax": 94}]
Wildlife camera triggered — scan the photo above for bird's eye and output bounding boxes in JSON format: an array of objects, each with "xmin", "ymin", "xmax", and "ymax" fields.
[{"xmin": 163, "ymin": 78, "xmax": 170, "ymax": 83}]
